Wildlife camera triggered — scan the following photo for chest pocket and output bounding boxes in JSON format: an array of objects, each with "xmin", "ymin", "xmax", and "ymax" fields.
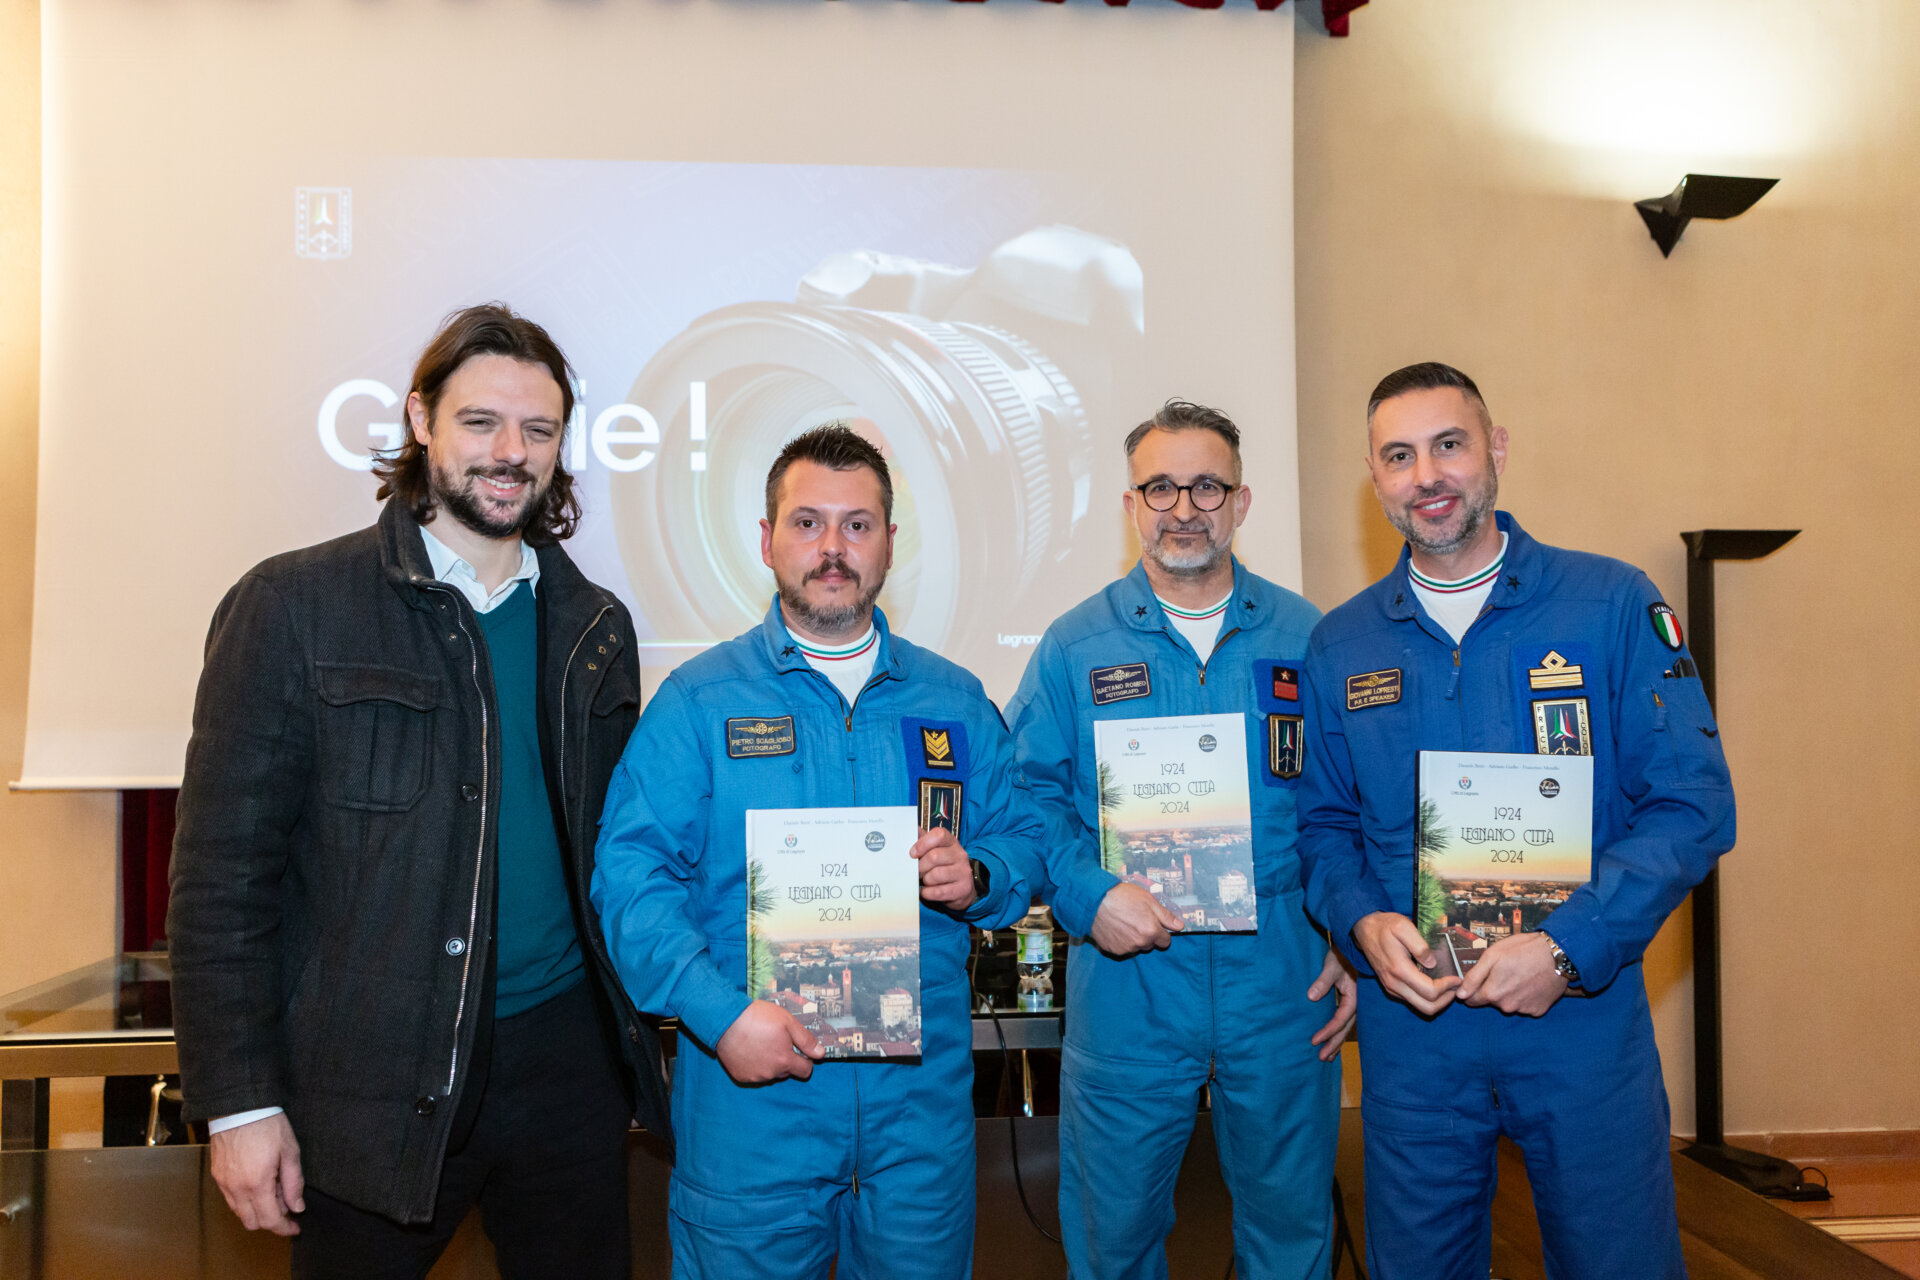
[{"xmin": 314, "ymin": 664, "xmax": 444, "ymax": 812}]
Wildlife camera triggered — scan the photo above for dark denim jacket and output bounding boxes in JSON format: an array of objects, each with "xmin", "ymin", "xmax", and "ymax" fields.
[{"xmin": 168, "ymin": 499, "xmax": 668, "ymax": 1223}]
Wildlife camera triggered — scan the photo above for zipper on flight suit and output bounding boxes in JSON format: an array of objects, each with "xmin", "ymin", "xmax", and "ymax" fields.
[
  {"xmin": 836, "ymin": 670, "xmax": 895, "ymax": 803},
  {"xmin": 851, "ymin": 1067, "xmax": 863, "ymax": 1196},
  {"xmin": 1447, "ymin": 648, "xmax": 1461, "ymax": 701},
  {"xmin": 1196, "ymin": 628, "xmax": 1241, "ymax": 686}
]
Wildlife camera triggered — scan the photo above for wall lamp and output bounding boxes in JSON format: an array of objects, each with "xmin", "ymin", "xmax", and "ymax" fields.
[{"xmin": 1635, "ymin": 174, "xmax": 1778, "ymax": 257}]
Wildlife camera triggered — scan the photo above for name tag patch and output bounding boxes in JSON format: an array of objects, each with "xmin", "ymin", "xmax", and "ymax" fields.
[
  {"xmin": 726, "ymin": 715, "xmax": 796, "ymax": 758},
  {"xmin": 1089, "ymin": 663, "xmax": 1153, "ymax": 706},
  {"xmin": 1532, "ymin": 697, "xmax": 1592, "ymax": 756},
  {"xmin": 1268, "ymin": 714, "xmax": 1303, "ymax": 779},
  {"xmin": 1346, "ymin": 668, "xmax": 1402, "ymax": 711}
]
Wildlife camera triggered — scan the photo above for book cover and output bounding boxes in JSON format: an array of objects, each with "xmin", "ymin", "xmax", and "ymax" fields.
[
  {"xmin": 1414, "ymin": 751, "xmax": 1594, "ymax": 977},
  {"xmin": 1092, "ymin": 713, "xmax": 1257, "ymax": 933},
  {"xmin": 745, "ymin": 805, "xmax": 923, "ymax": 1060}
]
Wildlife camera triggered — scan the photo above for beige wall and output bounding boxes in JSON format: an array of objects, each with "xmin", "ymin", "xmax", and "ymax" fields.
[
  {"xmin": 1296, "ymin": 0, "xmax": 1920, "ymax": 1135},
  {"xmin": 4, "ymin": 0, "xmax": 1914, "ymax": 1136},
  {"xmin": 0, "ymin": 0, "xmax": 118, "ymax": 996}
]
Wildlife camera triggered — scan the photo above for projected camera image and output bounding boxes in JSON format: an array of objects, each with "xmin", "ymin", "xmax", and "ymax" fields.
[
  {"xmin": 608, "ymin": 225, "xmax": 1144, "ymax": 696},
  {"xmin": 278, "ymin": 161, "xmax": 1158, "ymax": 702}
]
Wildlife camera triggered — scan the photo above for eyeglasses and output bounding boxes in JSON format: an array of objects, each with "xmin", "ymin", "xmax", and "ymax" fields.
[{"xmin": 1133, "ymin": 478, "xmax": 1236, "ymax": 512}]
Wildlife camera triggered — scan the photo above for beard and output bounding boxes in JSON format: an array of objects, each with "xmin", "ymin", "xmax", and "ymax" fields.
[
  {"xmin": 431, "ymin": 459, "xmax": 550, "ymax": 541},
  {"xmin": 1383, "ymin": 459, "xmax": 1499, "ymax": 558},
  {"xmin": 778, "ymin": 553, "xmax": 886, "ymax": 638},
  {"xmin": 1142, "ymin": 518, "xmax": 1233, "ymax": 579}
]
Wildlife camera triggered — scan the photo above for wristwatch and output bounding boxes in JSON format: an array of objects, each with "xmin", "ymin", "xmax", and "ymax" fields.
[
  {"xmin": 968, "ymin": 858, "xmax": 991, "ymax": 901},
  {"xmin": 1542, "ymin": 932, "xmax": 1581, "ymax": 986}
]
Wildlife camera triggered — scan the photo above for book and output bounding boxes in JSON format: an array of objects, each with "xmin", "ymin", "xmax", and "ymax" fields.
[
  {"xmin": 1092, "ymin": 712, "xmax": 1258, "ymax": 934},
  {"xmin": 1414, "ymin": 750, "xmax": 1594, "ymax": 977},
  {"xmin": 744, "ymin": 805, "xmax": 923, "ymax": 1060}
]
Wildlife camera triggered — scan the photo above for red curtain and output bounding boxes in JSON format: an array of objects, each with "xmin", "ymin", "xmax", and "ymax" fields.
[{"xmin": 121, "ymin": 789, "xmax": 178, "ymax": 952}]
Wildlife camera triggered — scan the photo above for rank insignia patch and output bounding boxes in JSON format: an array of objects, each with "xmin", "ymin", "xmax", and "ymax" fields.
[
  {"xmin": 1272, "ymin": 666, "xmax": 1300, "ymax": 702},
  {"xmin": 1346, "ymin": 668, "xmax": 1402, "ymax": 711},
  {"xmin": 921, "ymin": 727, "xmax": 956, "ymax": 769},
  {"xmin": 918, "ymin": 778, "xmax": 963, "ymax": 839},
  {"xmin": 1268, "ymin": 714, "xmax": 1304, "ymax": 779},
  {"xmin": 1089, "ymin": 663, "xmax": 1153, "ymax": 706},
  {"xmin": 726, "ymin": 716, "xmax": 796, "ymax": 758},
  {"xmin": 1528, "ymin": 650, "xmax": 1585, "ymax": 690},
  {"xmin": 1532, "ymin": 697, "xmax": 1592, "ymax": 756},
  {"xmin": 1649, "ymin": 603, "xmax": 1684, "ymax": 651}
]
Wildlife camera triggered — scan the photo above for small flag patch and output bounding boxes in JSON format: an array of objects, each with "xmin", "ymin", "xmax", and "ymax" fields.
[{"xmin": 1649, "ymin": 603, "xmax": 1683, "ymax": 651}]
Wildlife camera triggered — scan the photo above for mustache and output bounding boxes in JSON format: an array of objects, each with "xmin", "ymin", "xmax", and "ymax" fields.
[
  {"xmin": 1409, "ymin": 482, "xmax": 1460, "ymax": 503},
  {"xmin": 804, "ymin": 555, "xmax": 861, "ymax": 587},
  {"xmin": 467, "ymin": 464, "xmax": 534, "ymax": 486},
  {"xmin": 1156, "ymin": 519, "xmax": 1214, "ymax": 536}
]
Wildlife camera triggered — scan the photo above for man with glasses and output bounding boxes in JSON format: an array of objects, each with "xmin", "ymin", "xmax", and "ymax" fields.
[{"xmin": 1007, "ymin": 400, "xmax": 1355, "ymax": 1279}]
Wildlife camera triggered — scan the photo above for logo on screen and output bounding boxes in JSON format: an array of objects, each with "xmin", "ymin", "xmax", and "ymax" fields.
[{"xmin": 295, "ymin": 188, "xmax": 353, "ymax": 260}]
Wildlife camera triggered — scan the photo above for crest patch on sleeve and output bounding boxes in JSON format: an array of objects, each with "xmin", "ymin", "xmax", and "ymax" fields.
[{"xmin": 1649, "ymin": 603, "xmax": 1684, "ymax": 651}]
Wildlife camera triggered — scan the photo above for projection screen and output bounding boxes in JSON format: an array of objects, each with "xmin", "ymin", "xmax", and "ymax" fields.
[{"xmin": 21, "ymin": 0, "xmax": 1299, "ymax": 788}]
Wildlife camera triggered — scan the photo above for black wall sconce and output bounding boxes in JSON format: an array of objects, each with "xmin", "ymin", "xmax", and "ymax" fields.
[{"xmin": 1635, "ymin": 175, "xmax": 1778, "ymax": 257}]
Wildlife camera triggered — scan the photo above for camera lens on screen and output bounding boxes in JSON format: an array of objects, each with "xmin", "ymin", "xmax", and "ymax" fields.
[{"xmin": 606, "ymin": 227, "xmax": 1145, "ymax": 664}]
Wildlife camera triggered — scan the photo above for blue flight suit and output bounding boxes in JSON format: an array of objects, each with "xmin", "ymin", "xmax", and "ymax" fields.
[
  {"xmin": 1007, "ymin": 559, "xmax": 1342, "ymax": 1280},
  {"xmin": 590, "ymin": 602, "xmax": 1042, "ymax": 1280},
  {"xmin": 1297, "ymin": 512, "xmax": 1736, "ymax": 1280}
]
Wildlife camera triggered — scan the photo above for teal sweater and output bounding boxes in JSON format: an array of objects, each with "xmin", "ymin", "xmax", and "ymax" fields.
[{"xmin": 478, "ymin": 583, "xmax": 583, "ymax": 1017}]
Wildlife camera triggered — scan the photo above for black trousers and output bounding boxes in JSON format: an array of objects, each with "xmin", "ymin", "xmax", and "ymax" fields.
[{"xmin": 292, "ymin": 978, "xmax": 634, "ymax": 1280}]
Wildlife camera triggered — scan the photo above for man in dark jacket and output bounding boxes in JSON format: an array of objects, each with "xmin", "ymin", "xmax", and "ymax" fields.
[{"xmin": 169, "ymin": 303, "xmax": 667, "ymax": 1279}]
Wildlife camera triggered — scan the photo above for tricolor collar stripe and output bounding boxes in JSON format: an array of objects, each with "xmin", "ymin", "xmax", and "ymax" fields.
[
  {"xmin": 1409, "ymin": 555, "xmax": 1505, "ymax": 594},
  {"xmin": 792, "ymin": 630, "xmax": 878, "ymax": 661},
  {"xmin": 1157, "ymin": 594, "xmax": 1231, "ymax": 620}
]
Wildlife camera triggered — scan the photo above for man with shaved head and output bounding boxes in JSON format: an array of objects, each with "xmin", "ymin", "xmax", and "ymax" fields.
[{"xmin": 1296, "ymin": 362, "xmax": 1736, "ymax": 1280}]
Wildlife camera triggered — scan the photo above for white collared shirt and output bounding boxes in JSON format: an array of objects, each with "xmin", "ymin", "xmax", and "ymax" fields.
[
  {"xmin": 418, "ymin": 524, "xmax": 541, "ymax": 613},
  {"xmin": 206, "ymin": 523, "xmax": 540, "ymax": 1138}
]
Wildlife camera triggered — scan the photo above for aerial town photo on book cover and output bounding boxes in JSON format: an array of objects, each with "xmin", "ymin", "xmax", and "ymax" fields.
[
  {"xmin": 1414, "ymin": 753, "xmax": 1594, "ymax": 978},
  {"xmin": 1093, "ymin": 714, "xmax": 1258, "ymax": 933},
  {"xmin": 746, "ymin": 807, "xmax": 924, "ymax": 1059}
]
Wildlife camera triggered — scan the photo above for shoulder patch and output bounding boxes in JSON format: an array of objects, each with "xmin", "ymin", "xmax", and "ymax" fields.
[
  {"xmin": 1346, "ymin": 668, "xmax": 1402, "ymax": 711},
  {"xmin": 1089, "ymin": 662, "xmax": 1152, "ymax": 706},
  {"xmin": 726, "ymin": 715, "xmax": 796, "ymax": 758},
  {"xmin": 1649, "ymin": 603, "xmax": 1684, "ymax": 651}
]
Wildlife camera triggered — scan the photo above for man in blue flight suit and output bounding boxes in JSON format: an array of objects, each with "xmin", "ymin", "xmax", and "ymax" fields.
[
  {"xmin": 1297, "ymin": 363, "xmax": 1736, "ymax": 1280},
  {"xmin": 590, "ymin": 424, "xmax": 1043, "ymax": 1280},
  {"xmin": 1008, "ymin": 400, "xmax": 1356, "ymax": 1280}
]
